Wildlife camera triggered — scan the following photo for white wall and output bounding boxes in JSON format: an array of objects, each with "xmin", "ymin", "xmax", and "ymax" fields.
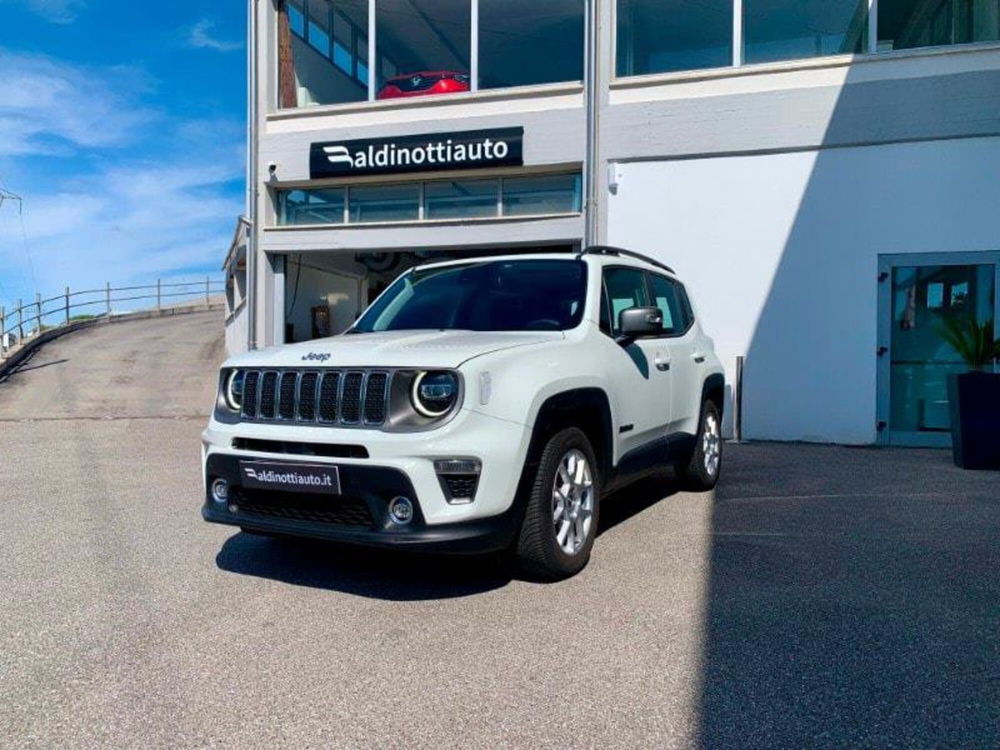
[
  {"xmin": 608, "ymin": 136, "xmax": 1000, "ymax": 444},
  {"xmin": 225, "ymin": 305, "xmax": 249, "ymax": 356}
]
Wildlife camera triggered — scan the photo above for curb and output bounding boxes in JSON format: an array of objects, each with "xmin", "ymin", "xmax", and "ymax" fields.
[{"xmin": 0, "ymin": 304, "xmax": 223, "ymax": 383}]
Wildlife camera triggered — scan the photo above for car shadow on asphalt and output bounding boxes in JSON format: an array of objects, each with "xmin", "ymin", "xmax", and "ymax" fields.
[{"xmin": 214, "ymin": 471, "xmax": 681, "ymax": 600}]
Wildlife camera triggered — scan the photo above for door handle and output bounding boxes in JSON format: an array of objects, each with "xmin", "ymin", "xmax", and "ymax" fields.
[
  {"xmin": 654, "ymin": 357, "xmax": 671, "ymax": 372},
  {"xmin": 692, "ymin": 352, "xmax": 706, "ymax": 363}
]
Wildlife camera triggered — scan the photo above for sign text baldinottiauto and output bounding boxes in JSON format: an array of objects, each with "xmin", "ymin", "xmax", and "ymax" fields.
[{"xmin": 310, "ymin": 127, "xmax": 524, "ymax": 179}]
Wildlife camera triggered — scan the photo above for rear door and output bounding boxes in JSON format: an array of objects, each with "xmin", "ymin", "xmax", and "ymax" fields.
[
  {"xmin": 601, "ymin": 267, "xmax": 673, "ymax": 454},
  {"xmin": 648, "ymin": 273, "xmax": 700, "ymax": 435}
]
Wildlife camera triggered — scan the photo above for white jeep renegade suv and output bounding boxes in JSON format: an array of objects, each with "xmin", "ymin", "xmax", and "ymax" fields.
[{"xmin": 202, "ymin": 247, "xmax": 724, "ymax": 579}]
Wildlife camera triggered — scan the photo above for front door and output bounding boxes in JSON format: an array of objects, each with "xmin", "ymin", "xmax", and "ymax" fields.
[
  {"xmin": 878, "ymin": 253, "xmax": 999, "ymax": 447},
  {"xmin": 602, "ymin": 266, "xmax": 673, "ymax": 455}
]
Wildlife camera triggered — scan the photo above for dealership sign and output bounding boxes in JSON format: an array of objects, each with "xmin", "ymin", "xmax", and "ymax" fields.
[{"xmin": 310, "ymin": 127, "xmax": 524, "ymax": 179}]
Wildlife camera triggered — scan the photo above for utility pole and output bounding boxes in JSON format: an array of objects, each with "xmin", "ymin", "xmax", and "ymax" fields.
[
  {"xmin": 246, "ymin": 0, "xmax": 260, "ymax": 351},
  {"xmin": 583, "ymin": 0, "xmax": 601, "ymax": 248}
]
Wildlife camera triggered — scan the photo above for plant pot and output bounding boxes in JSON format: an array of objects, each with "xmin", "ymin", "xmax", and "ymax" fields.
[{"xmin": 947, "ymin": 371, "xmax": 1000, "ymax": 470}]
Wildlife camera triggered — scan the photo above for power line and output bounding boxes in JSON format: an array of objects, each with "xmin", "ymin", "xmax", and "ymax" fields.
[{"xmin": 0, "ymin": 188, "xmax": 39, "ymax": 299}]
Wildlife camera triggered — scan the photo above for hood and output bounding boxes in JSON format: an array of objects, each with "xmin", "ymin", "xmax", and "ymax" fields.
[{"xmin": 225, "ymin": 330, "xmax": 564, "ymax": 370}]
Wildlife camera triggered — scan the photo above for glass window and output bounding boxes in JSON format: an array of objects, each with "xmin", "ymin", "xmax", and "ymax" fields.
[
  {"xmin": 280, "ymin": 0, "xmax": 369, "ymax": 108},
  {"xmin": 357, "ymin": 35, "xmax": 370, "ymax": 85},
  {"xmin": 617, "ymin": 0, "xmax": 732, "ymax": 76},
  {"xmin": 889, "ymin": 264, "xmax": 996, "ymax": 434},
  {"xmin": 424, "ymin": 179, "xmax": 498, "ymax": 220},
  {"xmin": 603, "ymin": 267, "xmax": 650, "ymax": 336},
  {"xmin": 502, "ymin": 174, "xmax": 582, "ymax": 217},
  {"xmin": 333, "ymin": 10, "xmax": 354, "ymax": 74},
  {"xmin": 352, "ymin": 260, "xmax": 588, "ymax": 333},
  {"xmin": 275, "ymin": 174, "xmax": 581, "ymax": 226},
  {"xmin": 479, "ymin": 0, "xmax": 584, "ymax": 89},
  {"xmin": 348, "ymin": 183, "xmax": 420, "ymax": 223},
  {"xmin": 879, "ymin": 0, "xmax": 1000, "ymax": 51},
  {"xmin": 744, "ymin": 0, "xmax": 868, "ymax": 64},
  {"xmin": 307, "ymin": 0, "xmax": 332, "ymax": 56},
  {"xmin": 376, "ymin": 0, "xmax": 471, "ymax": 100},
  {"xmin": 648, "ymin": 274, "xmax": 692, "ymax": 334},
  {"xmin": 288, "ymin": 0, "xmax": 306, "ymax": 36},
  {"xmin": 278, "ymin": 188, "xmax": 346, "ymax": 225}
]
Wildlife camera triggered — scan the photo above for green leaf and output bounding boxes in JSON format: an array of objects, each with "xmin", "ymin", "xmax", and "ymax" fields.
[{"xmin": 934, "ymin": 316, "xmax": 998, "ymax": 369}]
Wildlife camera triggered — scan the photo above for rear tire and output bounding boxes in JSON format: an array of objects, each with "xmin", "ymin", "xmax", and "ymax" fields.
[
  {"xmin": 516, "ymin": 428, "xmax": 601, "ymax": 581},
  {"xmin": 676, "ymin": 400, "xmax": 723, "ymax": 492}
]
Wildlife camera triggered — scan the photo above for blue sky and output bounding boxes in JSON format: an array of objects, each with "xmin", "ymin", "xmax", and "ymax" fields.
[{"xmin": 0, "ymin": 0, "xmax": 245, "ymax": 314}]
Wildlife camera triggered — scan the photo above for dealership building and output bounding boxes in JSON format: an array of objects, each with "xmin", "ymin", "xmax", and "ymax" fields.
[{"xmin": 225, "ymin": 0, "xmax": 1000, "ymax": 447}]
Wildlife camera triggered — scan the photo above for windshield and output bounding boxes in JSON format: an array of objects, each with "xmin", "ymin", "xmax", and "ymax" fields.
[{"xmin": 351, "ymin": 259, "xmax": 588, "ymax": 333}]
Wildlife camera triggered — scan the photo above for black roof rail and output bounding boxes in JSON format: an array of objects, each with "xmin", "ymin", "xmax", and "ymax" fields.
[{"xmin": 578, "ymin": 245, "xmax": 676, "ymax": 275}]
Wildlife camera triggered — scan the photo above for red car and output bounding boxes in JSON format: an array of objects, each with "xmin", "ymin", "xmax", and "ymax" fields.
[{"xmin": 377, "ymin": 71, "xmax": 470, "ymax": 100}]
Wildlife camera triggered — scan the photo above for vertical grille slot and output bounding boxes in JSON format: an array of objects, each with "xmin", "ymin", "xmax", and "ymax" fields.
[
  {"xmin": 259, "ymin": 372, "xmax": 278, "ymax": 419},
  {"xmin": 298, "ymin": 372, "xmax": 318, "ymax": 421},
  {"xmin": 234, "ymin": 368, "xmax": 395, "ymax": 428},
  {"xmin": 242, "ymin": 370, "xmax": 260, "ymax": 419},
  {"xmin": 278, "ymin": 372, "xmax": 298, "ymax": 420},
  {"xmin": 363, "ymin": 372, "xmax": 389, "ymax": 424},
  {"xmin": 318, "ymin": 372, "xmax": 340, "ymax": 423},
  {"xmin": 341, "ymin": 373, "xmax": 364, "ymax": 423}
]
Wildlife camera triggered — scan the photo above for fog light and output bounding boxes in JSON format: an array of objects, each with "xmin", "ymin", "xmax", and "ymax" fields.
[
  {"xmin": 211, "ymin": 478, "xmax": 229, "ymax": 504},
  {"xmin": 388, "ymin": 496, "xmax": 414, "ymax": 525}
]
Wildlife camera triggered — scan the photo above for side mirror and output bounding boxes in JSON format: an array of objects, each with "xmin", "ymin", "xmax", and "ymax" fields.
[{"xmin": 617, "ymin": 306, "xmax": 663, "ymax": 345}]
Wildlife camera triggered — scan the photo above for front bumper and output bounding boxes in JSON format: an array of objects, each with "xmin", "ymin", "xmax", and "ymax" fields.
[
  {"xmin": 201, "ymin": 408, "xmax": 531, "ymax": 553},
  {"xmin": 202, "ymin": 453, "xmax": 520, "ymax": 553}
]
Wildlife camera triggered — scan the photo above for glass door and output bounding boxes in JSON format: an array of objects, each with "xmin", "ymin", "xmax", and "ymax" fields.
[{"xmin": 878, "ymin": 254, "xmax": 999, "ymax": 447}]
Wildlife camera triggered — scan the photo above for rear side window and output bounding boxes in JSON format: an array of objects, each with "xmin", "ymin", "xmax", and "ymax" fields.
[
  {"xmin": 603, "ymin": 267, "xmax": 650, "ymax": 336},
  {"xmin": 649, "ymin": 273, "xmax": 693, "ymax": 335}
]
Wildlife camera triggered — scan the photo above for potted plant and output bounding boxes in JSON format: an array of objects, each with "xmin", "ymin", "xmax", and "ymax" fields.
[{"xmin": 938, "ymin": 316, "xmax": 1000, "ymax": 470}]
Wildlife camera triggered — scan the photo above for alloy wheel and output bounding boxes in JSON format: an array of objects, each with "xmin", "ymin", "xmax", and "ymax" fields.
[
  {"xmin": 702, "ymin": 412, "xmax": 721, "ymax": 477},
  {"xmin": 551, "ymin": 449, "xmax": 595, "ymax": 556}
]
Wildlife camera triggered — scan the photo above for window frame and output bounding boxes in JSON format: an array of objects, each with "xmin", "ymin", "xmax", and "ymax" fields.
[
  {"xmin": 610, "ymin": 0, "xmax": 1000, "ymax": 84},
  {"xmin": 274, "ymin": 172, "xmax": 583, "ymax": 227},
  {"xmin": 600, "ymin": 264, "xmax": 653, "ymax": 338},
  {"xmin": 645, "ymin": 271, "xmax": 695, "ymax": 339},
  {"xmin": 275, "ymin": 0, "xmax": 590, "ymax": 111}
]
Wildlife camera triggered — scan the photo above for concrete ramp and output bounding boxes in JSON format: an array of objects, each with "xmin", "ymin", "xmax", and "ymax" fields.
[{"xmin": 0, "ymin": 310, "xmax": 225, "ymax": 420}]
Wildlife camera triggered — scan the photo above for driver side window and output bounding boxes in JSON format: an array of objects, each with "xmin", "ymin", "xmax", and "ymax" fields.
[{"xmin": 602, "ymin": 267, "xmax": 650, "ymax": 337}]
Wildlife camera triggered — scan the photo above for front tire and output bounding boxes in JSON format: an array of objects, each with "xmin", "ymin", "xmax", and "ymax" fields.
[
  {"xmin": 676, "ymin": 400, "xmax": 723, "ymax": 491},
  {"xmin": 516, "ymin": 428, "xmax": 600, "ymax": 581}
]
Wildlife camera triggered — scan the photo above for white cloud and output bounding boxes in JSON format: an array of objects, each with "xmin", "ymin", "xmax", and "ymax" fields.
[
  {"xmin": 0, "ymin": 51, "xmax": 244, "ymax": 306},
  {"xmin": 6, "ymin": 0, "xmax": 87, "ymax": 24},
  {"xmin": 188, "ymin": 19, "xmax": 242, "ymax": 53},
  {"xmin": 0, "ymin": 51, "xmax": 153, "ymax": 156}
]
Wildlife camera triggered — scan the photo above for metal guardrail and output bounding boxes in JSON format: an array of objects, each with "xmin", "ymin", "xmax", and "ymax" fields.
[{"xmin": 0, "ymin": 278, "xmax": 225, "ymax": 359}]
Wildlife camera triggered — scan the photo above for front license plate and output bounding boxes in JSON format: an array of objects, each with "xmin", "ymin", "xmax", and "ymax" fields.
[{"xmin": 239, "ymin": 461, "xmax": 341, "ymax": 495}]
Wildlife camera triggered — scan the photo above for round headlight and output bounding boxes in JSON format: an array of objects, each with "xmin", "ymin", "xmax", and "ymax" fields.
[
  {"xmin": 225, "ymin": 370, "xmax": 245, "ymax": 411},
  {"xmin": 412, "ymin": 371, "xmax": 459, "ymax": 418}
]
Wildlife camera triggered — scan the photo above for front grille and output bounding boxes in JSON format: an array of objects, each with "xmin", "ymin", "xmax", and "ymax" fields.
[
  {"xmin": 232, "ymin": 487, "xmax": 374, "ymax": 527},
  {"xmin": 239, "ymin": 369, "xmax": 390, "ymax": 428}
]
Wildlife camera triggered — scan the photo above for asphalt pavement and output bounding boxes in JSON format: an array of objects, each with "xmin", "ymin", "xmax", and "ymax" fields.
[{"xmin": 0, "ymin": 312, "xmax": 997, "ymax": 748}]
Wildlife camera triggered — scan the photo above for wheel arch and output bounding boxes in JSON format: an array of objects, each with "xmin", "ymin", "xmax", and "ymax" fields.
[
  {"xmin": 525, "ymin": 388, "xmax": 614, "ymax": 487},
  {"xmin": 702, "ymin": 373, "xmax": 725, "ymax": 418}
]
